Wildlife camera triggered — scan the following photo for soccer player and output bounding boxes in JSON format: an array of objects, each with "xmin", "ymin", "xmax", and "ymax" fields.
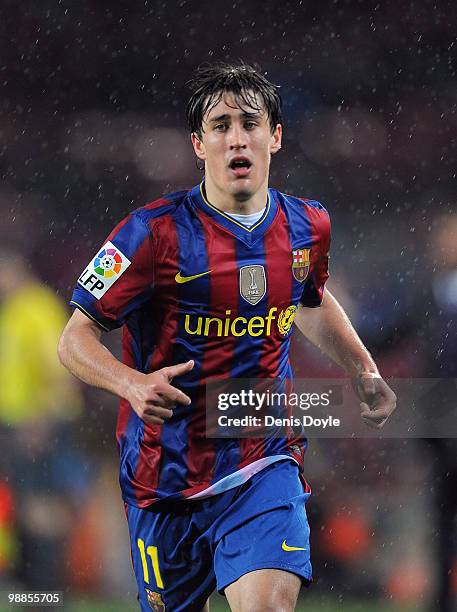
[{"xmin": 58, "ymin": 63, "xmax": 396, "ymax": 612}]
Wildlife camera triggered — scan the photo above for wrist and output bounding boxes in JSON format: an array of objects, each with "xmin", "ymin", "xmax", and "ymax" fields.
[
  {"xmin": 349, "ymin": 359, "xmax": 380, "ymax": 379},
  {"xmin": 116, "ymin": 366, "xmax": 144, "ymax": 400},
  {"xmin": 357, "ymin": 370, "xmax": 381, "ymax": 379}
]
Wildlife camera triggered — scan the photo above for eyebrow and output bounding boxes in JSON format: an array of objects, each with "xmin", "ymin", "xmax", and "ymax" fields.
[{"xmin": 207, "ymin": 111, "xmax": 262, "ymax": 123}]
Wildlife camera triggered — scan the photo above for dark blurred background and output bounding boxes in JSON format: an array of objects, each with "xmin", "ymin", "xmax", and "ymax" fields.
[{"xmin": 0, "ymin": 1, "xmax": 456, "ymax": 610}]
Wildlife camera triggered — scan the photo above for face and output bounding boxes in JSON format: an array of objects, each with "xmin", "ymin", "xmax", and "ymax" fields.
[{"xmin": 191, "ymin": 91, "xmax": 282, "ymax": 202}]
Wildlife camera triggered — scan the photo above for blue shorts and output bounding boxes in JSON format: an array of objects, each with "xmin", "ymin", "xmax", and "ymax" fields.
[{"xmin": 125, "ymin": 459, "xmax": 312, "ymax": 612}]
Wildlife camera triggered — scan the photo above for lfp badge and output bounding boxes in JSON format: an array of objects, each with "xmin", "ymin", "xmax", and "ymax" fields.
[
  {"xmin": 94, "ymin": 246, "xmax": 123, "ymax": 278},
  {"xmin": 292, "ymin": 248, "xmax": 310, "ymax": 282},
  {"xmin": 78, "ymin": 241, "xmax": 131, "ymax": 299}
]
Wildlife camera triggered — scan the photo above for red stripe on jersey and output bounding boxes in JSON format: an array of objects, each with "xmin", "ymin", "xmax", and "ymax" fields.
[
  {"xmin": 183, "ymin": 209, "xmax": 239, "ymax": 488},
  {"xmin": 236, "ymin": 442, "xmax": 263, "ymax": 471},
  {"xmin": 235, "ymin": 208, "xmax": 292, "ymax": 468},
  {"xmin": 133, "ymin": 215, "xmax": 180, "ymax": 502},
  {"xmin": 142, "ymin": 197, "xmax": 174, "ymax": 211},
  {"xmin": 148, "ymin": 214, "xmax": 180, "ymax": 371}
]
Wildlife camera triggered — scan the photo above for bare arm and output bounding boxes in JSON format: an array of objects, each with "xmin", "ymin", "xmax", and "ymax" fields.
[
  {"xmin": 294, "ymin": 290, "xmax": 377, "ymax": 378},
  {"xmin": 295, "ymin": 290, "xmax": 396, "ymax": 428},
  {"xmin": 58, "ymin": 309, "xmax": 193, "ymax": 425}
]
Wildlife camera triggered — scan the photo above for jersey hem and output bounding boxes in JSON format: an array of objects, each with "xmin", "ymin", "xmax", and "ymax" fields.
[
  {"xmin": 187, "ymin": 455, "xmax": 296, "ymax": 500},
  {"xmin": 121, "ymin": 455, "xmax": 300, "ymax": 508}
]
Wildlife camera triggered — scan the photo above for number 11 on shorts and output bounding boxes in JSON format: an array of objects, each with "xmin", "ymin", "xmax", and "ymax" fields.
[{"xmin": 137, "ymin": 538, "xmax": 164, "ymax": 588}]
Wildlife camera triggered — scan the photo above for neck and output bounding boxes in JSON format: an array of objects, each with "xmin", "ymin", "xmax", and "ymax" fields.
[{"xmin": 203, "ymin": 177, "xmax": 268, "ymax": 214}]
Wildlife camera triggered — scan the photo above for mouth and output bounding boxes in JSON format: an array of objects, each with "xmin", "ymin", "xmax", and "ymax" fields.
[{"xmin": 229, "ymin": 157, "xmax": 252, "ymax": 178}]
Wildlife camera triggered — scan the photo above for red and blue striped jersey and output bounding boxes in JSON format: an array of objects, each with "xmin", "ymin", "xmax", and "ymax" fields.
[{"xmin": 71, "ymin": 182, "xmax": 330, "ymax": 507}]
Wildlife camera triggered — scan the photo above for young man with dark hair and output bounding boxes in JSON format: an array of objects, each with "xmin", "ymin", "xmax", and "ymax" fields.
[{"xmin": 58, "ymin": 63, "xmax": 396, "ymax": 612}]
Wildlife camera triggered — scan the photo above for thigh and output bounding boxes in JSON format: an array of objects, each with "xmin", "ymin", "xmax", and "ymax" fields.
[
  {"xmin": 125, "ymin": 502, "xmax": 216, "ymax": 612},
  {"xmin": 213, "ymin": 461, "xmax": 312, "ymax": 600},
  {"xmin": 225, "ymin": 568, "xmax": 301, "ymax": 612}
]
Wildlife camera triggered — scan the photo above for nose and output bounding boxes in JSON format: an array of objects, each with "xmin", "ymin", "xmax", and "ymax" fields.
[{"xmin": 228, "ymin": 123, "xmax": 247, "ymax": 149}]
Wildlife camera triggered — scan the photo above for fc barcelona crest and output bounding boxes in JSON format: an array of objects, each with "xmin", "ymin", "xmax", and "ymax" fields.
[
  {"xmin": 239, "ymin": 265, "xmax": 266, "ymax": 305},
  {"xmin": 145, "ymin": 589, "xmax": 166, "ymax": 611},
  {"xmin": 292, "ymin": 249, "xmax": 310, "ymax": 283}
]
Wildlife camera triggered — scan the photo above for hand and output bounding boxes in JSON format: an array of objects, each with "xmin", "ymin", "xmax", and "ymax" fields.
[
  {"xmin": 354, "ymin": 373, "xmax": 397, "ymax": 430},
  {"xmin": 126, "ymin": 360, "xmax": 194, "ymax": 426}
]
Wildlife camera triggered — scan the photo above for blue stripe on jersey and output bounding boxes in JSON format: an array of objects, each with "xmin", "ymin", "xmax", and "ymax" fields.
[
  {"xmin": 136, "ymin": 202, "xmax": 179, "ymax": 226},
  {"xmin": 278, "ymin": 194, "xmax": 313, "ymax": 249},
  {"xmin": 119, "ymin": 410, "xmax": 142, "ymax": 503},
  {"xmin": 117, "ymin": 290, "xmax": 155, "ymax": 336},
  {"xmin": 109, "ymin": 213, "xmax": 149, "ymax": 256},
  {"xmin": 278, "ymin": 339, "xmax": 293, "ymax": 380},
  {"xmin": 277, "ymin": 215, "xmax": 296, "ymax": 378},
  {"xmin": 157, "ymin": 205, "xmax": 211, "ymax": 495},
  {"xmin": 212, "ymin": 437, "xmax": 241, "ymax": 485},
  {"xmin": 124, "ymin": 319, "xmax": 144, "ymax": 371}
]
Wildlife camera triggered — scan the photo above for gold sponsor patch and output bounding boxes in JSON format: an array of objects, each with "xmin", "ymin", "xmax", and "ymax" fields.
[{"xmin": 239, "ymin": 265, "xmax": 266, "ymax": 305}]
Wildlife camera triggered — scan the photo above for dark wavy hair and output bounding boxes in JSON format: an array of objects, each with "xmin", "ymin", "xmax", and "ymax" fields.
[{"xmin": 185, "ymin": 62, "xmax": 282, "ymax": 138}]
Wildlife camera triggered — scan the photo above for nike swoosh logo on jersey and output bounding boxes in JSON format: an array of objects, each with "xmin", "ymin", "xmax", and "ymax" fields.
[
  {"xmin": 282, "ymin": 540, "xmax": 306, "ymax": 552},
  {"xmin": 175, "ymin": 270, "xmax": 211, "ymax": 283}
]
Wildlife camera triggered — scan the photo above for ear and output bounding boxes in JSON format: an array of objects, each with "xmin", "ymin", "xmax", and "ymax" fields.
[
  {"xmin": 270, "ymin": 123, "xmax": 282, "ymax": 155},
  {"xmin": 191, "ymin": 132, "xmax": 206, "ymax": 161}
]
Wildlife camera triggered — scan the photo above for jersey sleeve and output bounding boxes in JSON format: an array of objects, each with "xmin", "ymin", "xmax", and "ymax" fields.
[
  {"xmin": 300, "ymin": 203, "xmax": 331, "ymax": 308},
  {"xmin": 70, "ymin": 212, "xmax": 154, "ymax": 330}
]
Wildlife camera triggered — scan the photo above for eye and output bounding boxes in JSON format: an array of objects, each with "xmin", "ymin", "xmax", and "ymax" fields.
[
  {"xmin": 244, "ymin": 121, "xmax": 258, "ymax": 130},
  {"xmin": 214, "ymin": 123, "xmax": 227, "ymax": 132}
]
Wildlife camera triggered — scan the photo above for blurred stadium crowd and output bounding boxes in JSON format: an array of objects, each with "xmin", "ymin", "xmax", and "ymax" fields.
[{"xmin": 0, "ymin": 1, "xmax": 456, "ymax": 610}]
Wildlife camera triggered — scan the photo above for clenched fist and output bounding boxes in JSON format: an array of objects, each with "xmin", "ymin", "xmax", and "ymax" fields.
[{"xmin": 354, "ymin": 372, "xmax": 397, "ymax": 430}]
